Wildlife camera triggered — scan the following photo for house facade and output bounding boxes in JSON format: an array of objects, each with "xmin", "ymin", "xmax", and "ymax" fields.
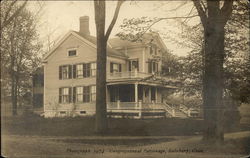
[{"xmin": 43, "ymin": 16, "xmax": 187, "ymax": 118}]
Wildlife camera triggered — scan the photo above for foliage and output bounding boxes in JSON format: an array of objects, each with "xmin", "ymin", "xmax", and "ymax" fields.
[{"xmin": 1, "ymin": 4, "xmax": 42, "ymax": 111}]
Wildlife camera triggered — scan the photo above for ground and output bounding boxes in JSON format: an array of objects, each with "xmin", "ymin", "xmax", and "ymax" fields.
[
  {"xmin": 2, "ymin": 131, "xmax": 250, "ymax": 158},
  {"xmin": 1, "ymin": 103, "xmax": 250, "ymax": 158}
]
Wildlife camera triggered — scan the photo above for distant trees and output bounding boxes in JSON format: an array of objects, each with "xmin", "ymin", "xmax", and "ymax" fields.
[
  {"xmin": 1, "ymin": 2, "xmax": 42, "ymax": 115},
  {"xmin": 94, "ymin": 0, "xmax": 124, "ymax": 133}
]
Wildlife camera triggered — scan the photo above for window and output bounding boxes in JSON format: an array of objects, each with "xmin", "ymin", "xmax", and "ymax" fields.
[
  {"xmin": 83, "ymin": 63, "xmax": 91, "ymax": 77},
  {"xmin": 91, "ymin": 63, "xmax": 96, "ymax": 76},
  {"xmin": 91, "ymin": 85, "xmax": 96, "ymax": 101},
  {"xmin": 59, "ymin": 87, "xmax": 72, "ymax": 103},
  {"xmin": 76, "ymin": 87, "xmax": 83, "ymax": 102},
  {"xmin": 76, "ymin": 64, "xmax": 83, "ymax": 78},
  {"xmin": 149, "ymin": 45, "xmax": 157, "ymax": 55},
  {"xmin": 80, "ymin": 111, "xmax": 86, "ymax": 114},
  {"xmin": 59, "ymin": 65, "xmax": 72, "ymax": 79},
  {"xmin": 62, "ymin": 66, "xmax": 69, "ymax": 79},
  {"xmin": 83, "ymin": 86, "xmax": 90, "ymax": 102},
  {"xmin": 148, "ymin": 60, "xmax": 158, "ymax": 74},
  {"xmin": 110, "ymin": 62, "xmax": 121, "ymax": 73},
  {"xmin": 68, "ymin": 50, "xmax": 76, "ymax": 56},
  {"xmin": 128, "ymin": 60, "xmax": 139, "ymax": 71}
]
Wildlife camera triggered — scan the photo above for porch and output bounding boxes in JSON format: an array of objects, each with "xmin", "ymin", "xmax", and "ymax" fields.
[{"xmin": 106, "ymin": 83, "xmax": 170, "ymax": 118}]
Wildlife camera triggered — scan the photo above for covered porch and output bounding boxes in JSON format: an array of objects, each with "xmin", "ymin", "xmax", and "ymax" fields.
[{"xmin": 106, "ymin": 83, "xmax": 169, "ymax": 118}]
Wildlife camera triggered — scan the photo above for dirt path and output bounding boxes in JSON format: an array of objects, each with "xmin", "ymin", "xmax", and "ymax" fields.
[{"xmin": 2, "ymin": 131, "xmax": 250, "ymax": 158}]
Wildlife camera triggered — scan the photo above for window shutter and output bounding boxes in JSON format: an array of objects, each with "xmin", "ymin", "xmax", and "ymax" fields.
[
  {"xmin": 136, "ymin": 60, "xmax": 139, "ymax": 71},
  {"xmin": 156, "ymin": 63, "xmax": 158, "ymax": 72},
  {"xmin": 73, "ymin": 65, "xmax": 76, "ymax": 78},
  {"xmin": 59, "ymin": 66, "xmax": 62, "ymax": 80},
  {"xmin": 73, "ymin": 87, "xmax": 76, "ymax": 103},
  {"xmin": 59, "ymin": 88, "xmax": 62, "ymax": 103},
  {"xmin": 83, "ymin": 64, "xmax": 86, "ymax": 77},
  {"xmin": 87, "ymin": 63, "xmax": 90, "ymax": 77},
  {"xmin": 119, "ymin": 64, "xmax": 122, "ymax": 72},
  {"xmin": 110, "ymin": 63, "xmax": 113, "ymax": 73},
  {"xmin": 128, "ymin": 61, "xmax": 131, "ymax": 71},
  {"xmin": 87, "ymin": 86, "xmax": 90, "ymax": 102},
  {"xmin": 68, "ymin": 65, "xmax": 72, "ymax": 79},
  {"xmin": 69, "ymin": 87, "xmax": 72, "ymax": 103}
]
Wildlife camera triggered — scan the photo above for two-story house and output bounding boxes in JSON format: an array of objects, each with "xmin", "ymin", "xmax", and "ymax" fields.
[{"xmin": 43, "ymin": 16, "xmax": 182, "ymax": 118}]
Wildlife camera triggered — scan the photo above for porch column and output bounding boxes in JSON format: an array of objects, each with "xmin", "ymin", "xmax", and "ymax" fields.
[{"xmin": 135, "ymin": 83, "xmax": 138, "ymax": 106}]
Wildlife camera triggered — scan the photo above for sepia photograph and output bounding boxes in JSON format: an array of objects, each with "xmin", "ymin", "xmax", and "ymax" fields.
[{"xmin": 1, "ymin": 0, "xmax": 250, "ymax": 157}]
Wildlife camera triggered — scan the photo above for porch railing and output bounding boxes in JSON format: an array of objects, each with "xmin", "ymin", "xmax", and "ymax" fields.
[
  {"xmin": 107, "ymin": 71, "xmax": 152, "ymax": 81},
  {"xmin": 107, "ymin": 101, "xmax": 140, "ymax": 110},
  {"xmin": 107, "ymin": 101, "xmax": 166, "ymax": 110},
  {"xmin": 107, "ymin": 71, "xmax": 179, "ymax": 83}
]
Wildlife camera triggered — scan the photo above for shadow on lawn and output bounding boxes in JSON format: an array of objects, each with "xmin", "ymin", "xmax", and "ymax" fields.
[
  {"xmin": 53, "ymin": 137, "xmax": 176, "ymax": 146},
  {"xmin": 2, "ymin": 114, "xmax": 245, "ymax": 137}
]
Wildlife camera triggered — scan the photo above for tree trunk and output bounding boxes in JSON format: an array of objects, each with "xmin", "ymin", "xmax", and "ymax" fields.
[
  {"xmin": 203, "ymin": 22, "xmax": 225, "ymax": 142},
  {"xmin": 11, "ymin": 60, "xmax": 17, "ymax": 116},
  {"xmin": 94, "ymin": 1, "xmax": 108, "ymax": 133}
]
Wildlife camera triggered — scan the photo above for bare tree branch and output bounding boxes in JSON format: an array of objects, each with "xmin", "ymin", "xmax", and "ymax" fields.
[
  {"xmin": 105, "ymin": 0, "xmax": 125, "ymax": 41},
  {"xmin": 129, "ymin": 14, "xmax": 199, "ymax": 42},
  {"xmin": 192, "ymin": 0, "xmax": 207, "ymax": 26}
]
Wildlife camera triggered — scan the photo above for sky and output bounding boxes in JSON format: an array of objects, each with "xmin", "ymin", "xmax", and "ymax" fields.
[{"xmin": 28, "ymin": 1, "xmax": 200, "ymax": 56}]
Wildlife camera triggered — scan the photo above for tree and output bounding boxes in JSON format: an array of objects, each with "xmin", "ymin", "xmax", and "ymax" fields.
[
  {"xmin": 1, "ymin": 5, "xmax": 42, "ymax": 115},
  {"xmin": 192, "ymin": 0, "xmax": 237, "ymax": 142},
  {"xmin": 0, "ymin": 0, "xmax": 28, "ymax": 33},
  {"xmin": 94, "ymin": 0, "xmax": 124, "ymax": 133}
]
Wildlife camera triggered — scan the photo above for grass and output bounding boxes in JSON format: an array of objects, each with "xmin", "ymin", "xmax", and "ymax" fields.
[
  {"xmin": 2, "ymin": 131, "xmax": 250, "ymax": 158},
  {"xmin": 2, "ymin": 113, "xmax": 250, "ymax": 157},
  {"xmin": 2, "ymin": 114, "xmax": 206, "ymax": 136}
]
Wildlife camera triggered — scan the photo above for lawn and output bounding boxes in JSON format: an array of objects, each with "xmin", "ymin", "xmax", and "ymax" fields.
[
  {"xmin": 1, "ymin": 114, "xmax": 250, "ymax": 158},
  {"xmin": 2, "ymin": 131, "xmax": 250, "ymax": 158},
  {"xmin": 2, "ymin": 114, "xmax": 206, "ymax": 136}
]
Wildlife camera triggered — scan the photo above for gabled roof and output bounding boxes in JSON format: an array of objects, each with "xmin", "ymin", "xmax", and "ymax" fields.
[{"xmin": 43, "ymin": 30, "xmax": 128, "ymax": 61}]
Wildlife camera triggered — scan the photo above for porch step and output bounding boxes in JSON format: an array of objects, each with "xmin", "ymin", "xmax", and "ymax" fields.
[{"xmin": 174, "ymin": 109, "xmax": 188, "ymax": 118}]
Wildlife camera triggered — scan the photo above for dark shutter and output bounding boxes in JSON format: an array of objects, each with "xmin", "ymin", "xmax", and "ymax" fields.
[
  {"xmin": 83, "ymin": 64, "xmax": 86, "ymax": 77},
  {"xmin": 69, "ymin": 87, "xmax": 72, "ymax": 103},
  {"xmin": 156, "ymin": 63, "xmax": 158, "ymax": 72},
  {"xmin": 119, "ymin": 64, "xmax": 122, "ymax": 72},
  {"xmin": 87, "ymin": 86, "xmax": 90, "ymax": 102},
  {"xmin": 136, "ymin": 60, "xmax": 139, "ymax": 71},
  {"xmin": 59, "ymin": 88, "xmax": 62, "ymax": 103},
  {"xmin": 73, "ymin": 87, "xmax": 76, "ymax": 103},
  {"xmin": 110, "ymin": 63, "xmax": 113, "ymax": 73},
  {"xmin": 86, "ymin": 63, "xmax": 90, "ymax": 77},
  {"xmin": 68, "ymin": 65, "xmax": 72, "ymax": 79},
  {"xmin": 73, "ymin": 65, "xmax": 76, "ymax": 78},
  {"xmin": 59, "ymin": 66, "xmax": 62, "ymax": 80},
  {"xmin": 128, "ymin": 61, "xmax": 131, "ymax": 71},
  {"xmin": 152, "ymin": 62, "xmax": 155, "ymax": 72}
]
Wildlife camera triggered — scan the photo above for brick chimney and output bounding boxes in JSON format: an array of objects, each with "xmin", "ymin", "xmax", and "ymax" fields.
[{"xmin": 79, "ymin": 16, "xmax": 90, "ymax": 36}]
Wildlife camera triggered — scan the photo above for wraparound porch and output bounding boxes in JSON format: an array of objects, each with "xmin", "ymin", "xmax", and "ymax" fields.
[{"xmin": 106, "ymin": 83, "xmax": 174, "ymax": 118}]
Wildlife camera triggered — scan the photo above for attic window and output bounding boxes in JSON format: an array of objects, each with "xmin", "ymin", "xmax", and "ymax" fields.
[{"xmin": 68, "ymin": 50, "xmax": 77, "ymax": 56}]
